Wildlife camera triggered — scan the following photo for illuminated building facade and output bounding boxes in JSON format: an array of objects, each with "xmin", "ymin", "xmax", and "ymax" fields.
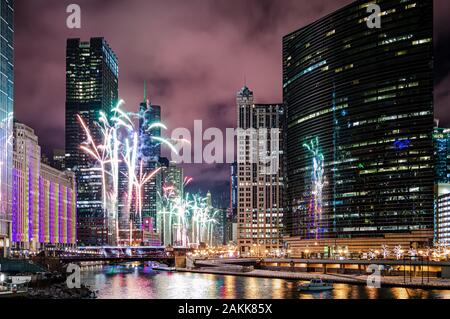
[
  {"xmin": 137, "ymin": 85, "xmax": 161, "ymax": 231},
  {"xmin": 283, "ymin": 0, "xmax": 434, "ymax": 254},
  {"xmin": 434, "ymin": 127, "xmax": 450, "ymax": 243},
  {"xmin": 65, "ymin": 38, "xmax": 119, "ymax": 246},
  {"xmin": 236, "ymin": 86, "xmax": 284, "ymax": 255},
  {"xmin": 38, "ymin": 164, "xmax": 77, "ymax": 248},
  {"xmin": 158, "ymin": 160, "xmax": 183, "ymax": 246},
  {"xmin": 434, "ymin": 128, "xmax": 450, "ymax": 184},
  {"xmin": 230, "ymin": 162, "xmax": 238, "ymax": 220},
  {"xmin": 12, "ymin": 122, "xmax": 76, "ymax": 251},
  {"xmin": 437, "ymin": 193, "xmax": 450, "ymax": 245},
  {"xmin": 225, "ymin": 162, "xmax": 238, "ymax": 244},
  {"xmin": 0, "ymin": 0, "xmax": 14, "ymax": 257},
  {"xmin": 160, "ymin": 161, "xmax": 183, "ymax": 201},
  {"xmin": 12, "ymin": 122, "xmax": 40, "ymax": 249}
]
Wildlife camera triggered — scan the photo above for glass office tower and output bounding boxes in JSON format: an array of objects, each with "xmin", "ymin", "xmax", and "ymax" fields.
[
  {"xmin": 138, "ymin": 91, "xmax": 161, "ymax": 233},
  {"xmin": 0, "ymin": 0, "xmax": 13, "ymax": 256},
  {"xmin": 65, "ymin": 38, "xmax": 119, "ymax": 246},
  {"xmin": 283, "ymin": 0, "xmax": 434, "ymax": 247}
]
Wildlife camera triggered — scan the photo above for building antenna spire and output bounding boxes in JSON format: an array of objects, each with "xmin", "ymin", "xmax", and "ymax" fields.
[{"xmin": 143, "ymin": 80, "xmax": 147, "ymax": 103}]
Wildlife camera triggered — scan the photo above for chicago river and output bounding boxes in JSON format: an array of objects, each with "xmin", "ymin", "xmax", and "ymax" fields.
[{"xmin": 81, "ymin": 264, "xmax": 450, "ymax": 299}]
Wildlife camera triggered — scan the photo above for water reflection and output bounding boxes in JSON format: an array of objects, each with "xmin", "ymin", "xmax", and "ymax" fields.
[{"xmin": 80, "ymin": 264, "xmax": 450, "ymax": 299}]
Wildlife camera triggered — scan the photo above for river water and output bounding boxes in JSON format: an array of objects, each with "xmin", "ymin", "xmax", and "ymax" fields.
[{"xmin": 80, "ymin": 263, "xmax": 450, "ymax": 299}]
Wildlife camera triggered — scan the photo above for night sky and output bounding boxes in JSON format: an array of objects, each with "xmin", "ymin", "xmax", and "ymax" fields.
[{"xmin": 14, "ymin": 0, "xmax": 450, "ymax": 207}]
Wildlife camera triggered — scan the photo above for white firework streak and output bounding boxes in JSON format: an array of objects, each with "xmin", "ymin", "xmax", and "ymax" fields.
[{"xmin": 77, "ymin": 99, "xmax": 174, "ymax": 245}]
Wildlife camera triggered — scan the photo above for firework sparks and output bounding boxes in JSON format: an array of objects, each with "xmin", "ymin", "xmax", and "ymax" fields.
[
  {"xmin": 157, "ymin": 190, "xmax": 219, "ymax": 247},
  {"xmin": 78, "ymin": 99, "xmax": 176, "ymax": 245},
  {"xmin": 303, "ymin": 137, "xmax": 325, "ymax": 240}
]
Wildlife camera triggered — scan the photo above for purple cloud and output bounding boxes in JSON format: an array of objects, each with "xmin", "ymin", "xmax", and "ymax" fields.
[{"xmin": 14, "ymin": 0, "xmax": 449, "ymax": 204}]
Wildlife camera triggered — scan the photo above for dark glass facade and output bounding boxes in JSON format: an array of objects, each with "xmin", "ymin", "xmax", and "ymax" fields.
[
  {"xmin": 137, "ymin": 94, "xmax": 161, "ymax": 231},
  {"xmin": 139, "ymin": 96, "xmax": 161, "ymax": 162},
  {"xmin": 283, "ymin": 0, "xmax": 434, "ymax": 240},
  {"xmin": 65, "ymin": 38, "xmax": 119, "ymax": 246},
  {"xmin": 0, "ymin": 0, "xmax": 13, "ymax": 254}
]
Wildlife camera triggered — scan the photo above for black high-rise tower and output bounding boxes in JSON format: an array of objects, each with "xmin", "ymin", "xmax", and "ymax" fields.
[
  {"xmin": 65, "ymin": 38, "xmax": 119, "ymax": 246},
  {"xmin": 283, "ymin": 0, "xmax": 434, "ymax": 251}
]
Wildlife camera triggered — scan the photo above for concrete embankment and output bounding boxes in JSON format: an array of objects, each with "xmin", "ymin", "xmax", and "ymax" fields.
[{"xmin": 177, "ymin": 267, "xmax": 450, "ymax": 290}]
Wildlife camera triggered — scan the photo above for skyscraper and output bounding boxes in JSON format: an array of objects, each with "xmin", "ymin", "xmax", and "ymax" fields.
[
  {"xmin": 283, "ymin": 0, "xmax": 434, "ymax": 255},
  {"xmin": 138, "ymin": 83, "xmax": 161, "ymax": 230},
  {"xmin": 236, "ymin": 86, "xmax": 284, "ymax": 255},
  {"xmin": 117, "ymin": 83, "xmax": 162, "ymax": 245},
  {"xmin": 139, "ymin": 81, "xmax": 161, "ymax": 162},
  {"xmin": 65, "ymin": 38, "xmax": 119, "ymax": 246},
  {"xmin": 0, "ymin": 0, "xmax": 14, "ymax": 257}
]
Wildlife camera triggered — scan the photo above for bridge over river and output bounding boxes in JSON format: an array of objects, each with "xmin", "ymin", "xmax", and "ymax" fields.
[{"xmin": 33, "ymin": 246, "xmax": 192, "ymax": 270}]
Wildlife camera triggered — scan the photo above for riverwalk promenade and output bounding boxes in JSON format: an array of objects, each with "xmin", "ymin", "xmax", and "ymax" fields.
[{"xmin": 177, "ymin": 267, "xmax": 450, "ymax": 289}]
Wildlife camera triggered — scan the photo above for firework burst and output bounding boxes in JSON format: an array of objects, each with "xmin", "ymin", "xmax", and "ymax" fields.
[{"xmin": 78, "ymin": 99, "xmax": 175, "ymax": 245}]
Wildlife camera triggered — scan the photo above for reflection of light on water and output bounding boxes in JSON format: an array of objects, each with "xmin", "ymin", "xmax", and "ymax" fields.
[
  {"xmin": 152, "ymin": 273, "xmax": 219, "ymax": 299},
  {"xmin": 110, "ymin": 274, "xmax": 123, "ymax": 297},
  {"xmin": 81, "ymin": 267, "xmax": 450, "ymax": 299},
  {"xmin": 390, "ymin": 287, "xmax": 433, "ymax": 300},
  {"xmin": 222, "ymin": 275, "xmax": 236, "ymax": 299},
  {"xmin": 244, "ymin": 277, "xmax": 259, "ymax": 299},
  {"xmin": 298, "ymin": 289, "xmax": 331, "ymax": 300},
  {"xmin": 298, "ymin": 293, "xmax": 315, "ymax": 300},
  {"xmin": 365, "ymin": 286, "xmax": 379, "ymax": 299},
  {"xmin": 391, "ymin": 288, "xmax": 413, "ymax": 299},
  {"xmin": 272, "ymin": 279, "xmax": 283, "ymax": 290},
  {"xmin": 430, "ymin": 290, "xmax": 450, "ymax": 299},
  {"xmin": 92, "ymin": 274, "xmax": 107, "ymax": 292},
  {"xmin": 271, "ymin": 279, "xmax": 284, "ymax": 299},
  {"xmin": 332, "ymin": 284, "xmax": 351, "ymax": 299}
]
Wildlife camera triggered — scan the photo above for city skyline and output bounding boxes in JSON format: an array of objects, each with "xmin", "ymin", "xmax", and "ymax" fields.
[
  {"xmin": 4, "ymin": 0, "xmax": 450, "ymax": 303},
  {"xmin": 12, "ymin": 0, "xmax": 450, "ymax": 205}
]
